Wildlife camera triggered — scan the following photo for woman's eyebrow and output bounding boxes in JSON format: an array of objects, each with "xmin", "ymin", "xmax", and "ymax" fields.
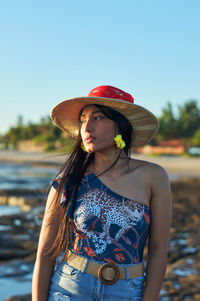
[{"xmin": 80, "ymin": 110, "xmax": 102, "ymax": 118}]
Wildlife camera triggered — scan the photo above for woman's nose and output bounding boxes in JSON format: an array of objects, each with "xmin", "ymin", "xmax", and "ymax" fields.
[{"xmin": 85, "ymin": 118, "xmax": 93, "ymax": 132}]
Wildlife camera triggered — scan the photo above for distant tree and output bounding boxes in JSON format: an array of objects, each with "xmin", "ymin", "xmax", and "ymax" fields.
[
  {"xmin": 1, "ymin": 127, "xmax": 21, "ymax": 146},
  {"xmin": 192, "ymin": 128, "xmax": 200, "ymax": 146},
  {"xmin": 157, "ymin": 102, "xmax": 179, "ymax": 139},
  {"xmin": 158, "ymin": 100, "xmax": 200, "ymax": 145},
  {"xmin": 177, "ymin": 100, "xmax": 200, "ymax": 138}
]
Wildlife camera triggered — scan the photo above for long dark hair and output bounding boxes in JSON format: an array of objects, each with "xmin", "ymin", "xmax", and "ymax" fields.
[{"xmin": 48, "ymin": 104, "xmax": 134, "ymax": 260}]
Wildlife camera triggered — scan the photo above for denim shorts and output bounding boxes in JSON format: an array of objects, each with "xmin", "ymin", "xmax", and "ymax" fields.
[{"xmin": 48, "ymin": 258, "xmax": 145, "ymax": 301}]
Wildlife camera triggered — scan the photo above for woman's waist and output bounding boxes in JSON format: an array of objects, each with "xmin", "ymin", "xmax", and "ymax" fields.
[{"xmin": 57, "ymin": 249, "xmax": 145, "ymax": 285}]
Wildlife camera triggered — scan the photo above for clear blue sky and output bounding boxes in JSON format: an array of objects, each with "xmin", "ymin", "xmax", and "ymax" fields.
[{"xmin": 0, "ymin": 0, "xmax": 200, "ymax": 134}]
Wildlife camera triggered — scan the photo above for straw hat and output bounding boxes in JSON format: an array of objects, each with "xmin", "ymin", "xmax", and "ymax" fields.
[{"xmin": 51, "ymin": 85, "xmax": 159, "ymax": 147}]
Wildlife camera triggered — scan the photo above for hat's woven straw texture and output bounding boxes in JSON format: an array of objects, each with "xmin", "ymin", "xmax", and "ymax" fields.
[{"xmin": 51, "ymin": 96, "xmax": 159, "ymax": 147}]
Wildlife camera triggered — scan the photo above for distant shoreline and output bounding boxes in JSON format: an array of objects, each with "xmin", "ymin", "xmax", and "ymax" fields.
[{"xmin": 0, "ymin": 150, "xmax": 199, "ymax": 178}]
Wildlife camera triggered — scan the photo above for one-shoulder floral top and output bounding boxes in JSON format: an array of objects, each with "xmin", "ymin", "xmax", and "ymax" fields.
[{"xmin": 52, "ymin": 170, "xmax": 151, "ymax": 265}]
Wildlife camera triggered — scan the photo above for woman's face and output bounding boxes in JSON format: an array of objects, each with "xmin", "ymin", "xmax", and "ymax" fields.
[{"xmin": 80, "ymin": 105, "xmax": 117, "ymax": 153}]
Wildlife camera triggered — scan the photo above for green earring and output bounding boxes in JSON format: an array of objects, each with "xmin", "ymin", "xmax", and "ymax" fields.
[{"xmin": 114, "ymin": 134, "xmax": 126, "ymax": 149}]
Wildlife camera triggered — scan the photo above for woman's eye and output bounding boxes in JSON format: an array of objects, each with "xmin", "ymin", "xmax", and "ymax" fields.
[
  {"xmin": 94, "ymin": 115, "xmax": 103, "ymax": 120},
  {"xmin": 80, "ymin": 115, "xmax": 104, "ymax": 124}
]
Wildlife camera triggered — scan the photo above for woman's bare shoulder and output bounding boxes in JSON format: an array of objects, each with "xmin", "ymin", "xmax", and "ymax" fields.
[{"xmin": 129, "ymin": 158, "xmax": 169, "ymax": 181}]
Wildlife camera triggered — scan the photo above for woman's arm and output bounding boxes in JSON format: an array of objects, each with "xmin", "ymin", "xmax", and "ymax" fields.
[
  {"xmin": 143, "ymin": 165, "xmax": 172, "ymax": 301},
  {"xmin": 32, "ymin": 186, "xmax": 63, "ymax": 301}
]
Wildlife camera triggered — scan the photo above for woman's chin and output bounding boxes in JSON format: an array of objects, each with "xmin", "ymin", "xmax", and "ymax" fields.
[
  {"xmin": 86, "ymin": 143, "xmax": 115, "ymax": 153},
  {"xmin": 86, "ymin": 147, "xmax": 101, "ymax": 153},
  {"xmin": 85, "ymin": 147, "xmax": 94, "ymax": 153}
]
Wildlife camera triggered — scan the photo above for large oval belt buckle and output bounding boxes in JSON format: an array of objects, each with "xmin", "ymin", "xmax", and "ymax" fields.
[{"xmin": 98, "ymin": 263, "xmax": 120, "ymax": 285}]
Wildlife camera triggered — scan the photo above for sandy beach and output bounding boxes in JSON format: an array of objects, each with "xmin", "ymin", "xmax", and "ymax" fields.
[{"xmin": 0, "ymin": 150, "xmax": 199, "ymax": 178}]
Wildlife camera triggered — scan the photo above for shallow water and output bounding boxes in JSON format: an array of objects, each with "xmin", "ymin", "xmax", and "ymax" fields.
[
  {"xmin": 0, "ymin": 260, "xmax": 33, "ymax": 301},
  {"xmin": 0, "ymin": 205, "xmax": 20, "ymax": 216},
  {"xmin": 0, "ymin": 163, "xmax": 56, "ymax": 299},
  {"xmin": 0, "ymin": 162, "xmax": 58, "ymax": 190}
]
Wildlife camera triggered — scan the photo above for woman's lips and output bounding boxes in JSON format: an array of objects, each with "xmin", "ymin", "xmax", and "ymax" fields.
[{"xmin": 85, "ymin": 137, "xmax": 95, "ymax": 143}]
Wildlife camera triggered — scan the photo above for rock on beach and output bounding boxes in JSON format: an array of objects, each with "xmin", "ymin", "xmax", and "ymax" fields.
[{"xmin": 161, "ymin": 178, "xmax": 200, "ymax": 300}]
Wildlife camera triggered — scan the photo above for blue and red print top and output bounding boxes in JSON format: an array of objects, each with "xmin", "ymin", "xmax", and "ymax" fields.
[{"xmin": 52, "ymin": 170, "xmax": 151, "ymax": 265}]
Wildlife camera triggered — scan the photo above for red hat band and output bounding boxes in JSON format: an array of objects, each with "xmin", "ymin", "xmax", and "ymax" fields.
[{"xmin": 88, "ymin": 85, "xmax": 134, "ymax": 104}]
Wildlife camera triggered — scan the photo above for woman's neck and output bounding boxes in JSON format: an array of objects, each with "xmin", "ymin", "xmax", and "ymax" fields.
[{"xmin": 89, "ymin": 149, "xmax": 130, "ymax": 178}]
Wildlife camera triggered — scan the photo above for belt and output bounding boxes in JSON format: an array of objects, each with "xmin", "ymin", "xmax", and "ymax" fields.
[{"xmin": 66, "ymin": 250, "xmax": 144, "ymax": 285}]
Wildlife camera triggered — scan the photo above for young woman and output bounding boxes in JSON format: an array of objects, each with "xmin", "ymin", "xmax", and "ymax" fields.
[{"xmin": 32, "ymin": 85, "xmax": 172, "ymax": 301}]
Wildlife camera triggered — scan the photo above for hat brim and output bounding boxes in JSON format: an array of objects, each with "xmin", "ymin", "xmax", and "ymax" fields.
[{"xmin": 51, "ymin": 96, "xmax": 159, "ymax": 147}]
